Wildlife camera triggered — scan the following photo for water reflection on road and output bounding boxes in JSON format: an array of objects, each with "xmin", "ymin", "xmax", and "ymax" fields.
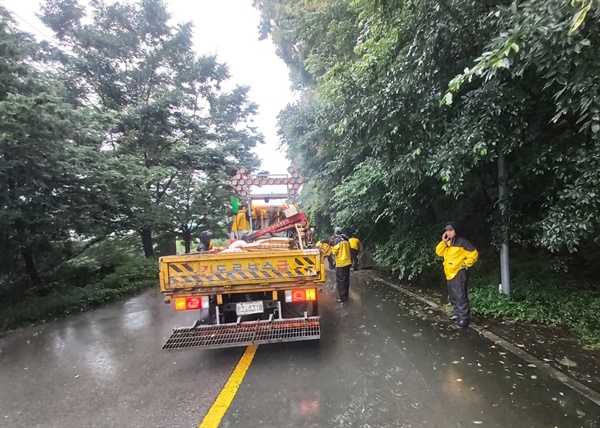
[
  {"xmin": 1, "ymin": 274, "xmax": 599, "ymax": 428},
  {"xmin": 0, "ymin": 289, "xmax": 243, "ymax": 428}
]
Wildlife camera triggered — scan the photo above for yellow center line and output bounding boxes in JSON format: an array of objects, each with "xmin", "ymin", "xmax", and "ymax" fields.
[{"xmin": 199, "ymin": 345, "xmax": 258, "ymax": 428}]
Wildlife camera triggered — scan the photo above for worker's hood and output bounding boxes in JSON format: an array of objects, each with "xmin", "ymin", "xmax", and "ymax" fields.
[
  {"xmin": 199, "ymin": 230, "xmax": 213, "ymax": 243},
  {"xmin": 331, "ymin": 234, "xmax": 349, "ymax": 245},
  {"xmin": 443, "ymin": 221, "xmax": 462, "ymax": 237}
]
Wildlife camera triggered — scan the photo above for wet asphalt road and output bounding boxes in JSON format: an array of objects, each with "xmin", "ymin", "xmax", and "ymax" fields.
[{"xmin": 1, "ymin": 269, "xmax": 599, "ymax": 428}]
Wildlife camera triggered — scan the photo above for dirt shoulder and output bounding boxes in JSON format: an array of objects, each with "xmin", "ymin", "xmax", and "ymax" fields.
[{"xmin": 368, "ymin": 269, "xmax": 600, "ymax": 395}]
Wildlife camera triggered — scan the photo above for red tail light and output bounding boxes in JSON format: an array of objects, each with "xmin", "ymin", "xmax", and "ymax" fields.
[
  {"xmin": 174, "ymin": 296, "xmax": 209, "ymax": 311},
  {"xmin": 186, "ymin": 297, "xmax": 201, "ymax": 309},
  {"xmin": 285, "ymin": 289, "xmax": 317, "ymax": 303}
]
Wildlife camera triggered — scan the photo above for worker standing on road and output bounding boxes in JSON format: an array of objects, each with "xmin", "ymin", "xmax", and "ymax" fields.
[
  {"xmin": 348, "ymin": 236, "xmax": 363, "ymax": 271},
  {"xmin": 331, "ymin": 227, "xmax": 351, "ymax": 303},
  {"xmin": 316, "ymin": 239, "xmax": 336, "ymax": 269},
  {"xmin": 435, "ymin": 221, "xmax": 478, "ymax": 328}
]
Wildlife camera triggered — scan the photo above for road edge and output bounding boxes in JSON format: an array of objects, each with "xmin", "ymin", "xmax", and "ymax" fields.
[{"xmin": 371, "ymin": 275, "xmax": 600, "ymax": 407}]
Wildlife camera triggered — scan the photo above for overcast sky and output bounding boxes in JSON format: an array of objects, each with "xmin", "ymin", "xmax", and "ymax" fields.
[{"xmin": 4, "ymin": 0, "xmax": 294, "ymax": 174}]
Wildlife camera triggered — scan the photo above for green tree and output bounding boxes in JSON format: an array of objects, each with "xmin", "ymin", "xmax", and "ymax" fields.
[
  {"xmin": 255, "ymin": 0, "xmax": 600, "ymax": 279},
  {"xmin": 40, "ymin": 0, "xmax": 262, "ymax": 258},
  {"xmin": 0, "ymin": 7, "xmax": 114, "ymax": 294}
]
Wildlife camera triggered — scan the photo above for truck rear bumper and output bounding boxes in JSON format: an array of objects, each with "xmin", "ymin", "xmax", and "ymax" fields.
[{"xmin": 162, "ymin": 316, "xmax": 321, "ymax": 350}]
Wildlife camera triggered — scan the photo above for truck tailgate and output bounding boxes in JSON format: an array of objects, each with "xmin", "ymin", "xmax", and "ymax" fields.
[{"xmin": 159, "ymin": 249, "xmax": 323, "ymax": 292}]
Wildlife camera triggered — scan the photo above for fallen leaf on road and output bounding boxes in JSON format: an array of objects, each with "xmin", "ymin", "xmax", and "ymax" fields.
[
  {"xmin": 556, "ymin": 357, "xmax": 577, "ymax": 367},
  {"xmin": 473, "ymin": 422, "xmax": 483, "ymax": 425},
  {"xmin": 457, "ymin": 379, "xmax": 462, "ymax": 382},
  {"xmin": 527, "ymin": 364, "xmax": 536, "ymax": 368},
  {"xmin": 531, "ymin": 375, "xmax": 537, "ymax": 380}
]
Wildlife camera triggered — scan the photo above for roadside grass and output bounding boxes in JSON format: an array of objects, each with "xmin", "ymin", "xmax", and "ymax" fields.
[
  {"xmin": 0, "ymin": 257, "xmax": 157, "ymax": 333},
  {"xmin": 1, "ymin": 231, "xmax": 230, "ymax": 333},
  {"xmin": 468, "ymin": 263, "xmax": 600, "ymax": 350}
]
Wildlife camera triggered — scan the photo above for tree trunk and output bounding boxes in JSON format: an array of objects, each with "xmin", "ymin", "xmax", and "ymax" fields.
[
  {"xmin": 0, "ymin": 234, "xmax": 11, "ymax": 277},
  {"xmin": 166, "ymin": 235, "xmax": 177, "ymax": 255},
  {"xmin": 22, "ymin": 250, "xmax": 42, "ymax": 288},
  {"xmin": 140, "ymin": 228, "xmax": 155, "ymax": 258},
  {"xmin": 183, "ymin": 230, "xmax": 192, "ymax": 254}
]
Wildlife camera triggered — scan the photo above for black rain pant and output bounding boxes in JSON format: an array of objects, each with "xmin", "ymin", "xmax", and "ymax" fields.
[
  {"xmin": 326, "ymin": 255, "xmax": 336, "ymax": 269},
  {"xmin": 336, "ymin": 265, "xmax": 351, "ymax": 301},
  {"xmin": 447, "ymin": 269, "xmax": 470, "ymax": 322},
  {"xmin": 350, "ymin": 249, "xmax": 359, "ymax": 271}
]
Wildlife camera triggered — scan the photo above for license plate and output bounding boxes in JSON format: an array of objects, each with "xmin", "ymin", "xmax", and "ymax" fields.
[{"xmin": 236, "ymin": 301, "xmax": 264, "ymax": 316}]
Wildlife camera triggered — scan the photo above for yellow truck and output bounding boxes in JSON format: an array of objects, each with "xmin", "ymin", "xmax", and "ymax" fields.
[{"xmin": 158, "ymin": 167, "xmax": 325, "ymax": 350}]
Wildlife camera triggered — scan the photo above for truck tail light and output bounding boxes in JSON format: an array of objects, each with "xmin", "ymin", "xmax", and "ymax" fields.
[
  {"xmin": 285, "ymin": 289, "xmax": 317, "ymax": 303},
  {"xmin": 174, "ymin": 296, "xmax": 210, "ymax": 311}
]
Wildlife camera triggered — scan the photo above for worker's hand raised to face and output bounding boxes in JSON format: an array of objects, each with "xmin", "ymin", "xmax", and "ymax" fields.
[{"xmin": 442, "ymin": 232, "xmax": 449, "ymax": 242}]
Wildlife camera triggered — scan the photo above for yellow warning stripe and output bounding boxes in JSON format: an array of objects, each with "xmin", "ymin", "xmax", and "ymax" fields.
[
  {"xmin": 170, "ymin": 269, "xmax": 315, "ymax": 284},
  {"xmin": 169, "ymin": 264, "xmax": 315, "ymax": 276},
  {"xmin": 198, "ymin": 345, "xmax": 258, "ymax": 428}
]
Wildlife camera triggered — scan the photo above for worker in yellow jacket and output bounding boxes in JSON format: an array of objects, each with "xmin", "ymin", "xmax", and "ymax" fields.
[
  {"xmin": 348, "ymin": 237, "xmax": 363, "ymax": 271},
  {"xmin": 435, "ymin": 221, "xmax": 478, "ymax": 328},
  {"xmin": 331, "ymin": 227, "xmax": 352, "ymax": 303},
  {"xmin": 316, "ymin": 240, "xmax": 335, "ymax": 269}
]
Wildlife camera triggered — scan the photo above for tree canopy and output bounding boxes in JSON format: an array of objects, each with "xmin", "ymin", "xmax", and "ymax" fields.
[
  {"xmin": 0, "ymin": 1, "xmax": 262, "ymax": 305},
  {"xmin": 254, "ymin": 0, "xmax": 600, "ymax": 279},
  {"xmin": 40, "ymin": 0, "xmax": 262, "ymax": 257}
]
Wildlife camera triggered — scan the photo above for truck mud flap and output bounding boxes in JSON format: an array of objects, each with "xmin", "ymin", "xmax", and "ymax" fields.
[{"xmin": 162, "ymin": 316, "xmax": 321, "ymax": 350}]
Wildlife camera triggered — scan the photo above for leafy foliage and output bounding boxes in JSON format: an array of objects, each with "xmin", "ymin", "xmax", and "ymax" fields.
[
  {"xmin": 254, "ymin": 0, "xmax": 600, "ymax": 342},
  {"xmin": 0, "ymin": 255, "xmax": 157, "ymax": 332},
  {"xmin": 39, "ymin": 0, "xmax": 262, "ymax": 257},
  {"xmin": 0, "ymin": 2, "xmax": 261, "ymax": 322},
  {"xmin": 255, "ymin": 0, "xmax": 600, "ymax": 278},
  {"xmin": 469, "ymin": 268, "xmax": 600, "ymax": 349},
  {"xmin": 1, "ymin": 8, "xmax": 113, "ymax": 292}
]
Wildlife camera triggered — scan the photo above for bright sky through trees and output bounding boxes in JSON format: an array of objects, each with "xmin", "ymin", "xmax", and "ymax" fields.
[{"xmin": 6, "ymin": 0, "xmax": 294, "ymax": 174}]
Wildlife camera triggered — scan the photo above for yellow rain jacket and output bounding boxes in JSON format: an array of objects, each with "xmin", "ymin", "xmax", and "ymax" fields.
[
  {"xmin": 349, "ymin": 237, "xmax": 363, "ymax": 251},
  {"xmin": 332, "ymin": 239, "xmax": 352, "ymax": 268},
  {"xmin": 315, "ymin": 241, "xmax": 332, "ymax": 257},
  {"xmin": 435, "ymin": 237, "xmax": 479, "ymax": 280}
]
